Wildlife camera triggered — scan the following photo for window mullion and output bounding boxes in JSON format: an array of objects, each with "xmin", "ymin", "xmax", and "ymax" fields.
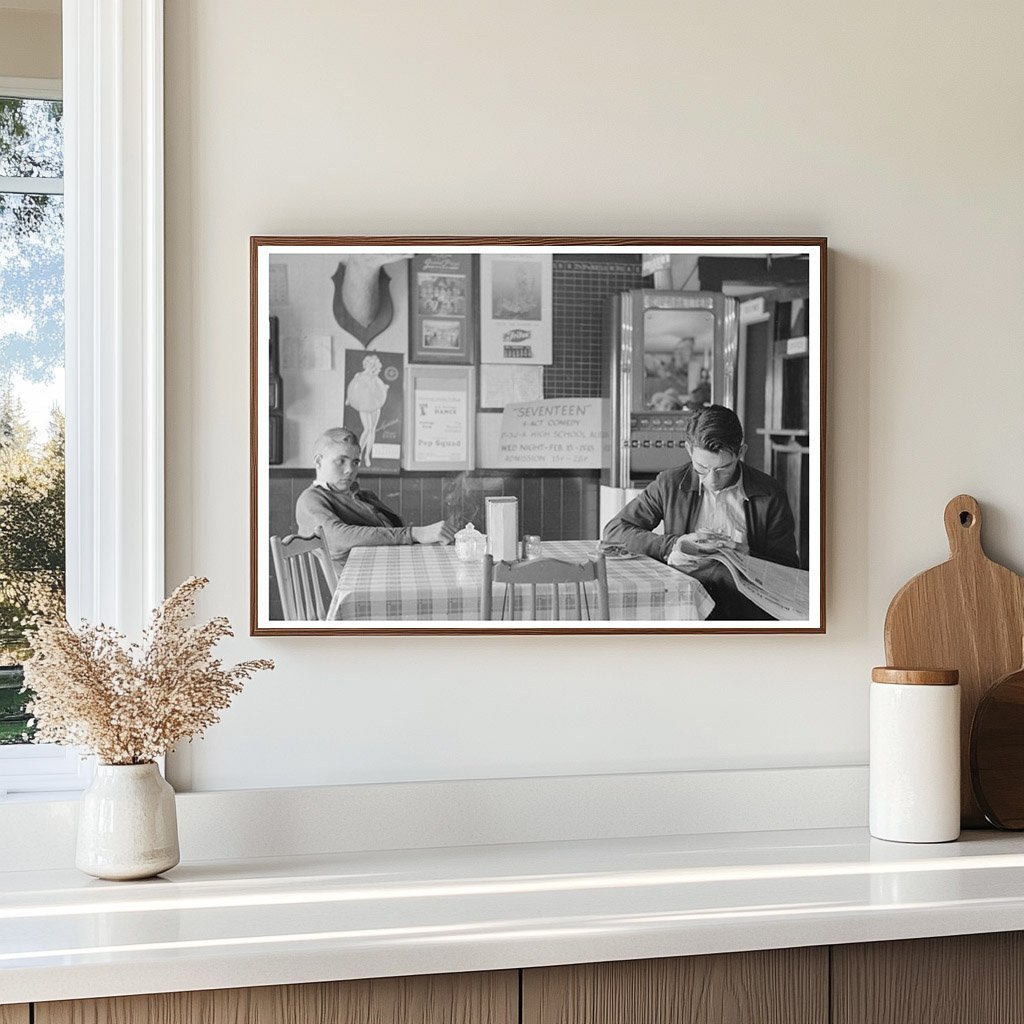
[
  {"xmin": 0, "ymin": 176, "xmax": 64, "ymax": 195},
  {"xmin": 63, "ymin": 0, "xmax": 164, "ymax": 633}
]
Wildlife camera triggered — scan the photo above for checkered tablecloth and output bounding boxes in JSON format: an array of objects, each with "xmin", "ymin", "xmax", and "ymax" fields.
[{"xmin": 327, "ymin": 540, "xmax": 713, "ymax": 622}]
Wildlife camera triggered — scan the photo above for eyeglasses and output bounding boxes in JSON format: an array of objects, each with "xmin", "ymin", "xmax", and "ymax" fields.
[{"xmin": 687, "ymin": 449, "xmax": 741, "ymax": 476}]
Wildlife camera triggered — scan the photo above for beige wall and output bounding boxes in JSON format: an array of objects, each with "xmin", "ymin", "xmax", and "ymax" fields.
[
  {"xmin": 0, "ymin": 10, "xmax": 60, "ymax": 80},
  {"xmin": 164, "ymin": 0, "xmax": 1024, "ymax": 790}
]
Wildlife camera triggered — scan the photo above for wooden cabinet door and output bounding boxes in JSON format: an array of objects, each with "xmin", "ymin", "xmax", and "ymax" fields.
[
  {"xmin": 0, "ymin": 1007, "xmax": 29, "ymax": 1024},
  {"xmin": 36, "ymin": 971, "xmax": 517, "ymax": 1024},
  {"xmin": 523, "ymin": 948, "xmax": 828, "ymax": 1024},
  {"xmin": 832, "ymin": 933, "xmax": 1024, "ymax": 1024}
]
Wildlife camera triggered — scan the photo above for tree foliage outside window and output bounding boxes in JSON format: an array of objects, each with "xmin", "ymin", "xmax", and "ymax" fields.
[{"xmin": 0, "ymin": 95, "xmax": 65, "ymax": 744}]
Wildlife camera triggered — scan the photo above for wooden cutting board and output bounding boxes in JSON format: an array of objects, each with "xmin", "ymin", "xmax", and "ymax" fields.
[{"xmin": 884, "ymin": 494, "xmax": 1024, "ymax": 827}]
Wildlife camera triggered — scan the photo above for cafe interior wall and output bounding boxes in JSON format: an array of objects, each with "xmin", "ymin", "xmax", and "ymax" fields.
[{"xmin": 162, "ymin": 0, "xmax": 1024, "ymax": 791}]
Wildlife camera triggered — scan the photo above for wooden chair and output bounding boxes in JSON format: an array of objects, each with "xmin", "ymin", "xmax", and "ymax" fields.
[
  {"xmin": 480, "ymin": 553, "xmax": 609, "ymax": 622},
  {"xmin": 270, "ymin": 528, "xmax": 338, "ymax": 621}
]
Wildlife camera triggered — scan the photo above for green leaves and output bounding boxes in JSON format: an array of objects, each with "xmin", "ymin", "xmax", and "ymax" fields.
[{"xmin": 0, "ymin": 394, "xmax": 64, "ymax": 664}]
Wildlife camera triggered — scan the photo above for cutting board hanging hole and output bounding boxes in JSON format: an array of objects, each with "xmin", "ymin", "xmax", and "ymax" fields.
[{"xmin": 944, "ymin": 494, "xmax": 983, "ymax": 556}]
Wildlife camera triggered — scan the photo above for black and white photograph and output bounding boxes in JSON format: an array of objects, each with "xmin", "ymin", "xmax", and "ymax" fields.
[
  {"xmin": 490, "ymin": 258, "xmax": 543, "ymax": 320},
  {"xmin": 422, "ymin": 319, "xmax": 462, "ymax": 351},
  {"xmin": 252, "ymin": 238, "xmax": 826, "ymax": 634},
  {"xmin": 417, "ymin": 273, "xmax": 467, "ymax": 317}
]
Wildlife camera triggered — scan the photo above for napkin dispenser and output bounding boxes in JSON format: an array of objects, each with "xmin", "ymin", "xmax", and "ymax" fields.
[{"xmin": 485, "ymin": 497, "xmax": 519, "ymax": 562}]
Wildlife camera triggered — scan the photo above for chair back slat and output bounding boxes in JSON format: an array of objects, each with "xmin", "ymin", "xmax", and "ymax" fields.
[
  {"xmin": 298, "ymin": 553, "xmax": 315, "ymax": 618},
  {"xmin": 293, "ymin": 554, "xmax": 307, "ymax": 615},
  {"xmin": 306, "ymin": 554, "xmax": 320, "ymax": 614},
  {"xmin": 492, "ymin": 557, "xmax": 597, "ymax": 585},
  {"xmin": 296, "ymin": 554, "xmax": 307, "ymax": 613},
  {"xmin": 596, "ymin": 554, "xmax": 610, "ymax": 620},
  {"xmin": 269, "ymin": 536, "xmax": 296, "ymax": 619},
  {"xmin": 481, "ymin": 554, "xmax": 609, "ymax": 622},
  {"xmin": 269, "ymin": 528, "xmax": 338, "ymax": 621},
  {"xmin": 288, "ymin": 564, "xmax": 300, "ymax": 619},
  {"xmin": 480, "ymin": 555, "xmax": 493, "ymax": 620},
  {"xmin": 309, "ymin": 553, "xmax": 328, "ymax": 619}
]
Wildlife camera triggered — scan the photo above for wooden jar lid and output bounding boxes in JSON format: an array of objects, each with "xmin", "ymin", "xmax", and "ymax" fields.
[{"xmin": 871, "ymin": 667, "xmax": 960, "ymax": 686}]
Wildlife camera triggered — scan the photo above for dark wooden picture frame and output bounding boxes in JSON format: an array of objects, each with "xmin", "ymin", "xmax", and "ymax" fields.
[
  {"xmin": 407, "ymin": 252, "xmax": 477, "ymax": 364},
  {"xmin": 250, "ymin": 236, "xmax": 827, "ymax": 636}
]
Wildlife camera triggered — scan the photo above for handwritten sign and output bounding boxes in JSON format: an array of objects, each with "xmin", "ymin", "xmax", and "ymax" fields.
[{"xmin": 497, "ymin": 399, "xmax": 607, "ymax": 469}]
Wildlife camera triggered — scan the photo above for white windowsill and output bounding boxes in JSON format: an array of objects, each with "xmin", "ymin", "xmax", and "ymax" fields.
[
  {"xmin": 3, "ymin": 822, "xmax": 1024, "ymax": 1005},
  {"xmin": 0, "ymin": 763, "xmax": 868, "ymax": 1002}
]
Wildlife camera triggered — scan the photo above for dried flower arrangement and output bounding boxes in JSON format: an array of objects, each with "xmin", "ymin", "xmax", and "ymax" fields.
[{"xmin": 22, "ymin": 577, "xmax": 273, "ymax": 765}]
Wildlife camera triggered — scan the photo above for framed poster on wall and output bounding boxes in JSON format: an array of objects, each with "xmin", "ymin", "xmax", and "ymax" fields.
[
  {"xmin": 479, "ymin": 252, "xmax": 552, "ymax": 364},
  {"xmin": 403, "ymin": 364, "xmax": 475, "ymax": 472},
  {"xmin": 408, "ymin": 253, "xmax": 476, "ymax": 364},
  {"xmin": 342, "ymin": 348, "xmax": 403, "ymax": 474},
  {"xmin": 251, "ymin": 236, "xmax": 827, "ymax": 636}
]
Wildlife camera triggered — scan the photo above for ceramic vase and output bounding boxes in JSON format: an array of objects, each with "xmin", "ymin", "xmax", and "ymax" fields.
[{"xmin": 76, "ymin": 762, "xmax": 180, "ymax": 880}]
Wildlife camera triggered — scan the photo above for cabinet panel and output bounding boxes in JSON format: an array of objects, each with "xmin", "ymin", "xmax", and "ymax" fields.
[
  {"xmin": 36, "ymin": 971, "xmax": 517, "ymax": 1024},
  {"xmin": 523, "ymin": 948, "xmax": 827, "ymax": 1024},
  {"xmin": 0, "ymin": 1007, "xmax": 29, "ymax": 1024},
  {"xmin": 832, "ymin": 933, "xmax": 1024, "ymax": 1024}
]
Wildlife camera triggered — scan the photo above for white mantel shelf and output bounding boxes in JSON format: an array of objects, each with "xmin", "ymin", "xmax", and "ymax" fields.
[{"xmin": 5, "ymin": 826, "xmax": 1024, "ymax": 1004}]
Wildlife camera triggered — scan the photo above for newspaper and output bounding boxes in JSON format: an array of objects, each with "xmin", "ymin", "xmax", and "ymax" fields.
[{"xmin": 706, "ymin": 548, "xmax": 810, "ymax": 621}]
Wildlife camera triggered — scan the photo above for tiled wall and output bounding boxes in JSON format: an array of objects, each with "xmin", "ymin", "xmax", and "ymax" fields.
[
  {"xmin": 545, "ymin": 253, "xmax": 643, "ymax": 398},
  {"xmin": 267, "ymin": 469, "xmax": 600, "ymax": 619}
]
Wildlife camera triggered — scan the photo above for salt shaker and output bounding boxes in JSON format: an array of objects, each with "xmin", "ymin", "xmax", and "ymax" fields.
[{"xmin": 869, "ymin": 667, "xmax": 960, "ymax": 843}]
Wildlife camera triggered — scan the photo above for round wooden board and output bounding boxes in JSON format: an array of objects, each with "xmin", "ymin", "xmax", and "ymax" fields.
[{"xmin": 971, "ymin": 663, "xmax": 1024, "ymax": 829}]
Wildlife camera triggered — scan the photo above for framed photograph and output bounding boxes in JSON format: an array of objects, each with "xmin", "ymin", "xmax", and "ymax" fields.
[
  {"xmin": 408, "ymin": 253, "xmax": 477, "ymax": 364},
  {"xmin": 251, "ymin": 236, "xmax": 827, "ymax": 635}
]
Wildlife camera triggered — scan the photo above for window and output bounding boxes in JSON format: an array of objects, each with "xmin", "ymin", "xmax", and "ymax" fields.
[
  {"xmin": 0, "ymin": 79, "xmax": 82, "ymax": 796},
  {"xmin": 0, "ymin": 87, "xmax": 65, "ymax": 715}
]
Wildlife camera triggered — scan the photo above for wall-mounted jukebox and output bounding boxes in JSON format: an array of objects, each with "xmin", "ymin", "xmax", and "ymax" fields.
[{"xmin": 601, "ymin": 290, "xmax": 738, "ymax": 529}]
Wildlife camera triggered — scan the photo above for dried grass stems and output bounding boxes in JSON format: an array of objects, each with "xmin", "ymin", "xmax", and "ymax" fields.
[{"xmin": 22, "ymin": 577, "xmax": 273, "ymax": 765}]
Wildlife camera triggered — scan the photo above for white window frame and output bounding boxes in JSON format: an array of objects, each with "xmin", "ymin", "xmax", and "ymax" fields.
[
  {"xmin": 0, "ymin": 77, "xmax": 63, "ymax": 200},
  {"xmin": 0, "ymin": 0, "xmax": 165, "ymax": 799}
]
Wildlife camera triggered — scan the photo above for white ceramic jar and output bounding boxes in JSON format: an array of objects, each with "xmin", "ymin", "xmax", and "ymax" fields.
[
  {"xmin": 76, "ymin": 762, "xmax": 180, "ymax": 880},
  {"xmin": 870, "ymin": 667, "xmax": 960, "ymax": 843}
]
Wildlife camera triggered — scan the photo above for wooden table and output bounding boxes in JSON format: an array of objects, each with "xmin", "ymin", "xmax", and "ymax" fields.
[{"xmin": 327, "ymin": 540, "xmax": 713, "ymax": 622}]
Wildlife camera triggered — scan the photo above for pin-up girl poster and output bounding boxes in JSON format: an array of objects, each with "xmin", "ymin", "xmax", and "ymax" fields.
[
  {"xmin": 346, "ymin": 353, "xmax": 388, "ymax": 465},
  {"xmin": 342, "ymin": 348, "xmax": 404, "ymax": 474}
]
